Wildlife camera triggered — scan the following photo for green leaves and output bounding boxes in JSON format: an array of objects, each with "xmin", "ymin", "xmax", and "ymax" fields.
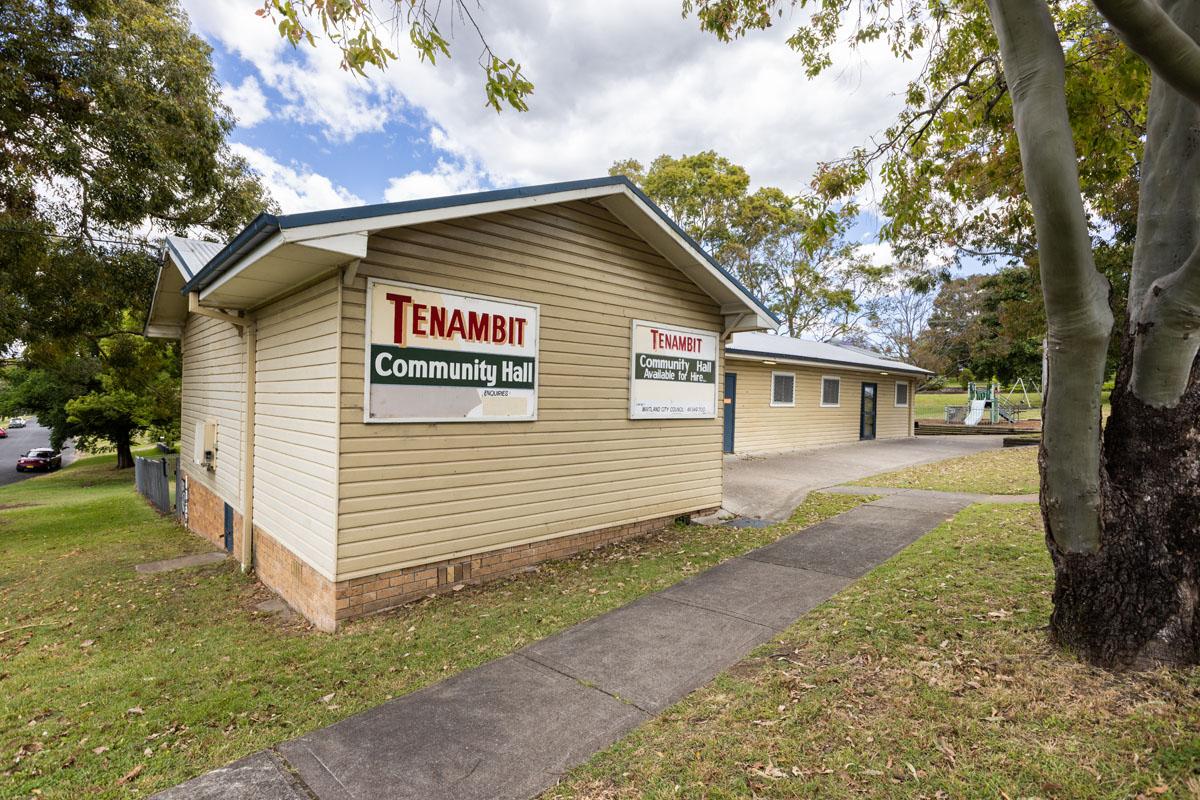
[
  {"xmin": 682, "ymin": 0, "xmax": 1147, "ymax": 273},
  {"xmin": 260, "ymin": 1, "xmax": 535, "ymax": 112},
  {"xmin": 1, "ymin": 0, "xmax": 271, "ymax": 239},
  {"xmin": 612, "ymin": 150, "xmax": 892, "ymax": 341},
  {"xmin": 484, "ymin": 57, "xmax": 534, "ymax": 114}
]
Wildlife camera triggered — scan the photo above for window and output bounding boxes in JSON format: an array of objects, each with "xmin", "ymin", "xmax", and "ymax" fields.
[
  {"xmin": 771, "ymin": 372, "xmax": 795, "ymax": 407},
  {"xmin": 820, "ymin": 376, "xmax": 841, "ymax": 407},
  {"xmin": 895, "ymin": 381, "xmax": 910, "ymax": 407}
]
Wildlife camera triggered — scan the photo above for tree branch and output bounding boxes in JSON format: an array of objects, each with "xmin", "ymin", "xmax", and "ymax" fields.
[
  {"xmin": 1093, "ymin": 0, "xmax": 1200, "ymax": 106},
  {"xmin": 1126, "ymin": 0, "xmax": 1200, "ymax": 407},
  {"xmin": 986, "ymin": 0, "xmax": 1113, "ymax": 553},
  {"xmin": 1131, "ymin": 242, "xmax": 1200, "ymax": 405}
]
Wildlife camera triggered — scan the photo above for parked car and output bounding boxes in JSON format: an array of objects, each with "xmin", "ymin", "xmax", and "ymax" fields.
[
  {"xmin": 17, "ymin": 448, "xmax": 61, "ymax": 472},
  {"xmin": 8, "ymin": 417, "xmax": 26, "ymax": 428},
  {"xmin": 0, "ymin": 428, "xmax": 6, "ymax": 438}
]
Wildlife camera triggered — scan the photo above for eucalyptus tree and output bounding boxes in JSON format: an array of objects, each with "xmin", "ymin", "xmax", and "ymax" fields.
[
  {"xmin": 268, "ymin": 0, "xmax": 1199, "ymax": 667},
  {"xmin": 683, "ymin": 0, "xmax": 1198, "ymax": 668},
  {"xmin": 2, "ymin": 0, "xmax": 270, "ymax": 461},
  {"xmin": 612, "ymin": 152, "xmax": 891, "ymax": 342}
]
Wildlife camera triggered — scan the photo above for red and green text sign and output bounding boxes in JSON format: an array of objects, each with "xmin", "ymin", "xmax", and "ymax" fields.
[
  {"xmin": 365, "ymin": 279, "xmax": 539, "ymax": 422},
  {"xmin": 629, "ymin": 320, "xmax": 718, "ymax": 419}
]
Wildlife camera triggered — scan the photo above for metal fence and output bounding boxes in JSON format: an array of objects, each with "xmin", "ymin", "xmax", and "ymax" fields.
[{"xmin": 134, "ymin": 455, "xmax": 177, "ymax": 515}]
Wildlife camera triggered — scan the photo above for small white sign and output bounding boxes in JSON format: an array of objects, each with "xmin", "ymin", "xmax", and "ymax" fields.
[
  {"xmin": 364, "ymin": 279, "xmax": 539, "ymax": 423},
  {"xmin": 629, "ymin": 320, "xmax": 719, "ymax": 419}
]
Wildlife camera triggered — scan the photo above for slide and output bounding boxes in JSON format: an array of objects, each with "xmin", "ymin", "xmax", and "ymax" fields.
[{"xmin": 964, "ymin": 398, "xmax": 987, "ymax": 426}]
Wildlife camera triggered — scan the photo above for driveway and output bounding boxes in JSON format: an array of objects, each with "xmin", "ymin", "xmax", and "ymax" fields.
[
  {"xmin": 0, "ymin": 418, "xmax": 76, "ymax": 488},
  {"xmin": 724, "ymin": 436, "xmax": 1005, "ymax": 521}
]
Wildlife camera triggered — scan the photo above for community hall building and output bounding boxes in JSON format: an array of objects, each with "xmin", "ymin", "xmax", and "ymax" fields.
[{"xmin": 145, "ymin": 176, "xmax": 926, "ymax": 630}]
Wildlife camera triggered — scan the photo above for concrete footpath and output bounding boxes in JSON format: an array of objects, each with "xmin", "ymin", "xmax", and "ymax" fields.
[
  {"xmin": 154, "ymin": 489, "xmax": 984, "ymax": 800},
  {"xmin": 724, "ymin": 436, "xmax": 1002, "ymax": 521}
]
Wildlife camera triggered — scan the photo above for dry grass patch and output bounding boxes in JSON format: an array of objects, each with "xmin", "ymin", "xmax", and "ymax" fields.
[
  {"xmin": 854, "ymin": 445, "xmax": 1039, "ymax": 495},
  {"xmin": 545, "ymin": 504, "xmax": 1200, "ymax": 800}
]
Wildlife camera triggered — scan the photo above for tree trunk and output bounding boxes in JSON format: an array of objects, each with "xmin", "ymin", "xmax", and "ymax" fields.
[
  {"xmin": 1047, "ymin": 337, "xmax": 1200, "ymax": 667},
  {"xmin": 1040, "ymin": 0, "xmax": 1200, "ymax": 669},
  {"xmin": 115, "ymin": 435, "xmax": 134, "ymax": 469}
]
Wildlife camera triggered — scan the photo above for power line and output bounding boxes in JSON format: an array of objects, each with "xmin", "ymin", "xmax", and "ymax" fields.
[{"xmin": 0, "ymin": 226, "xmax": 158, "ymax": 249}]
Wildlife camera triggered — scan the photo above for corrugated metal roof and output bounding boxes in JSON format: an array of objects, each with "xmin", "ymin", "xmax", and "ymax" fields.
[
  {"xmin": 175, "ymin": 176, "xmax": 780, "ymax": 326},
  {"xmin": 727, "ymin": 332, "xmax": 931, "ymax": 375},
  {"xmin": 164, "ymin": 236, "xmax": 224, "ymax": 279}
]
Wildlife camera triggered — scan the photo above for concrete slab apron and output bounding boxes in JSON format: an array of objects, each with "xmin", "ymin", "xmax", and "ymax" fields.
[{"xmin": 152, "ymin": 496, "xmax": 966, "ymax": 800}]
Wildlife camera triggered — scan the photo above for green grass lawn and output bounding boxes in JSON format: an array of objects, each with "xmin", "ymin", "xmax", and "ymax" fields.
[
  {"xmin": 0, "ymin": 454, "xmax": 869, "ymax": 799},
  {"xmin": 544, "ymin": 503, "xmax": 1200, "ymax": 800},
  {"xmin": 853, "ymin": 445, "xmax": 1040, "ymax": 495},
  {"xmin": 915, "ymin": 390, "xmax": 1043, "ymax": 421}
]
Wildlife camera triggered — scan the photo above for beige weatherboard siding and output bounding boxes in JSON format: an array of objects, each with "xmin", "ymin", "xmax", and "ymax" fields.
[
  {"xmin": 725, "ymin": 359, "xmax": 916, "ymax": 454},
  {"xmin": 721, "ymin": 331, "xmax": 928, "ymax": 456},
  {"xmin": 179, "ymin": 313, "xmax": 245, "ymax": 509},
  {"xmin": 146, "ymin": 176, "xmax": 777, "ymax": 627},
  {"xmin": 337, "ymin": 202, "xmax": 729, "ymax": 579},
  {"xmin": 251, "ymin": 275, "xmax": 341, "ymax": 579}
]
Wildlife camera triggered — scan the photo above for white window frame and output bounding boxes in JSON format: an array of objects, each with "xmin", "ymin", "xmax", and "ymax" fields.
[
  {"xmin": 820, "ymin": 375, "xmax": 841, "ymax": 408},
  {"xmin": 770, "ymin": 371, "xmax": 796, "ymax": 407},
  {"xmin": 895, "ymin": 380, "xmax": 910, "ymax": 407}
]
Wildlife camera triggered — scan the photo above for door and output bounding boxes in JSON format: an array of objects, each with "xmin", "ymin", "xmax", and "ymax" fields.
[
  {"xmin": 723, "ymin": 372, "xmax": 737, "ymax": 454},
  {"xmin": 860, "ymin": 382, "xmax": 877, "ymax": 441},
  {"xmin": 223, "ymin": 503, "xmax": 234, "ymax": 552}
]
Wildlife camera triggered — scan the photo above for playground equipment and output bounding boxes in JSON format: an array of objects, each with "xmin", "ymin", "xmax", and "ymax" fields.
[
  {"xmin": 1001, "ymin": 377, "xmax": 1040, "ymax": 410},
  {"xmin": 948, "ymin": 382, "xmax": 1027, "ymax": 426}
]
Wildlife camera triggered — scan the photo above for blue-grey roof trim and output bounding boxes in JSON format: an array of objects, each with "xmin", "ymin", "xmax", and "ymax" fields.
[
  {"xmin": 177, "ymin": 175, "xmax": 780, "ymax": 324},
  {"xmin": 179, "ymin": 212, "xmax": 280, "ymax": 294},
  {"xmin": 726, "ymin": 347, "xmax": 931, "ymax": 376}
]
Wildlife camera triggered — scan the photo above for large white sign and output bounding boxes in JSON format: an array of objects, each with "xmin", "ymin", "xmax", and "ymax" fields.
[
  {"xmin": 364, "ymin": 279, "xmax": 539, "ymax": 423},
  {"xmin": 629, "ymin": 320, "xmax": 718, "ymax": 419}
]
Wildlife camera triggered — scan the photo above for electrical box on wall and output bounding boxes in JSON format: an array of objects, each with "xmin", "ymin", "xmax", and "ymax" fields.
[{"xmin": 193, "ymin": 419, "xmax": 217, "ymax": 470}]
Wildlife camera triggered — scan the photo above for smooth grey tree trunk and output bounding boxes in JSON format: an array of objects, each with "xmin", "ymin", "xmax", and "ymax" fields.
[{"xmin": 987, "ymin": 0, "xmax": 1200, "ymax": 666}]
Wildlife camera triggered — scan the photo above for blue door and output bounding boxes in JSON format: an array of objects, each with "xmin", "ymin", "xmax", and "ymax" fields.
[
  {"xmin": 723, "ymin": 372, "xmax": 737, "ymax": 453},
  {"xmin": 223, "ymin": 503, "xmax": 234, "ymax": 552}
]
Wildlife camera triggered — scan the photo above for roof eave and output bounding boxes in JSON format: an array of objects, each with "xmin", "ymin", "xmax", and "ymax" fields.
[
  {"xmin": 177, "ymin": 176, "xmax": 778, "ymax": 327},
  {"xmin": 725, "ymin": 347, "xmax": 931, "ymax": 376},
  {"xmin": 179, "ymin": 212, "xmax": 281, "ymax": 295}
]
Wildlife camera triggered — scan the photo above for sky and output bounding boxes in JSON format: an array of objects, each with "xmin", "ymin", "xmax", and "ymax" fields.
[{"xmin": 181, "ymin": 0, "xmax": 923, "ymax": 260}]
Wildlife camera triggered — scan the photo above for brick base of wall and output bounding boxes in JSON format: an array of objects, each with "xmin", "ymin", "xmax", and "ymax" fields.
[
  {"xmin": 333, "ymin": 509, "xmax": 717, "ymax": 624},
  {"xmin": 253, "ymin": 526, "xmax": 338, "ymax": 632},
  {"xmin": 180, "ymin": 472, "xmax": 712, "ymax": 630},
  {"xmin": 181, "ymin": 472, "xmax": 243, "ymax": 558}
]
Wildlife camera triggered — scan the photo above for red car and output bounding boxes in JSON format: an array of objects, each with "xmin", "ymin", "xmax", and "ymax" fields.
[
  {"xmin": 17, "ymin": 449, "xmax": 61, "ymax": 472},
  {"xmin": 0, "ymin": 428, "xmax": 6, "ymax": 438}
]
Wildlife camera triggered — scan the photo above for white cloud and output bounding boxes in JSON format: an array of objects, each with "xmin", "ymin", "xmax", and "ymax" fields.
[
  {"xmin": 231, "ymin": 143, "xmax": 362, "ymax": 213},
  {"xmin": 384, "ymin": 158, "xmax": 489, "ymax": 202},
  {"xmin": 185, "ymin": 0, "xmax": 392, "ymax": 141},
  {"xmin": 185, "ymin": 0, "xmax": 921, "ymax": 195},
  {"xmin": 860, "ymin": 241, "xmax": 895, "ymax": 268},
  {"xmin": 221, "ymin": 75, "xmax": 271, "ymax": 127}
]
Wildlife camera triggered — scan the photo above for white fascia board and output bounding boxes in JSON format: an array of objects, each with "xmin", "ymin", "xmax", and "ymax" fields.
[
  {"xmin": 197, "ymin": 230, "xmax": 286, "ymax": 305},
  {"xmin": 145, "ymin": 322, "xmax": 183, "ymax": 339},
  {"xmin": 144, "ymin": 262, "xmax": 168, "ymax": 332},
  {"xmin": 600, "ymin": 189, "xmax": 776, "ymax": 330},
  {"xmin": 272, "ymin": 184, "xmax": 629, "ymax": 241},
  {"xmin": 285, "ymin": 230, "xmax": 369, "ymax": 259},
  {"xmin": 725, "ymin": 351, "xmax": 929, "ymax": 376},
  {"xmin": 145, "ymin": 252, "xmax": 190, "ymax": 332}
]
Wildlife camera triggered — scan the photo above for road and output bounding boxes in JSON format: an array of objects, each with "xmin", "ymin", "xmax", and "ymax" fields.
[{"xmin": 0, "ymin": 418, "xmax": 76, "ymax": 489}]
